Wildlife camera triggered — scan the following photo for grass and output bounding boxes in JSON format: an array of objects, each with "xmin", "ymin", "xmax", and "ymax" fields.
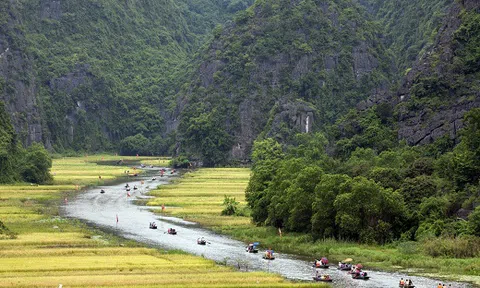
[
  {"xmin": 0, "ymin": 156, "xmax": 321, "ymax": 287},
  {"xmin": 148, "ymin": 168, "xmax": 252, "ymax": 226},
  {"xmin": 147, "ymin": 168, "xmax": 480, "ymax": 286},
  {"xmin": 139, "ymin": 157, "xmax": 171, "ymax": 166}
]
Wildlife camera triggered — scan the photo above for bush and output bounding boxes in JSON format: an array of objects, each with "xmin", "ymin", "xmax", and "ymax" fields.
[
  {"xmin": 469, "ymin": 206, "xmax": 480, "ymax": 236},
  {"xmin": 119, "ymin": 134, "xmax": 151, "ymax": 156},
  {"xmin": 170, "ymin": 155, "xmax": 191, "ymax": 168},
  {"xmin": 221, "ymin": 195, "xmax": 239, "ymax": 216},
  {"xmin": 421, "ymin": 236, "xmax": 480, "ymax": 258},
  {"xmin": 0, "ymin": 220, "xmax": 16, "ymax": 239},
  {"xmin": 396, "ymin": 241, "xmax": 419, "ymax": 255},
  {"xmin": 21, "ymin": 143, "xmax": 53, "ymax": 184}
]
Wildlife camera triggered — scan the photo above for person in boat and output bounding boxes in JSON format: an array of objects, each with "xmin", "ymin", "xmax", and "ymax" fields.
[
  {"xmin": 353, "ymin": 266, "xmax": 362, "ymax": 278},
  {"xmin": 408, "ymin": 279, "xmax": 413, "ymax": 287},
  {"xmin": 319, "ymin": 257, "xmax": 328, "ymax": 266},
  {"xmin": 247, "ymin": 243, "xmax": 254, "ymax": 252},
  {"xmin": 399, "ymin": 278, "xmax": 405, "ymax": 287},
  {"xmin": 321, "ymin": 274, "xmax": 331, "ymax": 281},
  {"xmin": 265, "ymin": 248, "xmax": 274, "ymax": 258}
]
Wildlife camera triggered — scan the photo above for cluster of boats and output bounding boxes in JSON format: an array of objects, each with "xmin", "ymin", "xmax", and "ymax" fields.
[
  {"xmin": 148, "ymin": 224, "xmax": 208, "ymax": 245},
  {"xmin": 246, "ymin": 243, "xmax": 275, "ymax": 260},
  {"xmin": 311, "ymin": 258, "xmax": 372, "ymax": 282},
  {"xmin": 124, "ymin": 183, "xmax": 138, "ymax": 192}
]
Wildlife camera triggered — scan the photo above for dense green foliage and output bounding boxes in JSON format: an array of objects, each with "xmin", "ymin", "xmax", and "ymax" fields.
[
  {"xmin": 361, "ymin": 0, "xmax": 453, "ymax": 72},
  {"xmin": 21, "ymin": 143, "xmax": 53, "ymax": 184},
  {"xmin": 0, "ymin": 102, "xmax": 20, "ymax": 183},
  {"xmin": 0, "ymin": 102, "xmax": 52, "ymax": 184},
  {"xmin": 4, "ymin": 0, "xmax": 252, "ymax": 153},
  {"xmin": 247, "ymin": 108, "xmax": 480, "ymax": 245},
  {"xmin": 178, "ymin": 0, "xmax": 393, "ymax": 165},
  {"xmin": 221, "ymin": 195, "xmax": 239, "ymax": 216}
]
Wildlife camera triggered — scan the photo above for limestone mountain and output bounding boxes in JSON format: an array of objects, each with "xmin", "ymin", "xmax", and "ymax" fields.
[
  {"xmin": 0, "ymin": 0, "xmax": 253, "ymax": 152},
  {"xmin": 177, "ymin": 0, "xmax": 394, "ymax": 165},
  {"xmin": 0, "ymin": 1, "xmax": 43, "ymax": 146},
  {"xmin": 395, "ymin": 0, "xmax": 480, "ymax": 145},
  {"xmin": 359, "ymin": 0, "xmax": 480, "ymax": 145},
  {"xmin": 360, "ymin": 0, "xmax": 454, "ymax": 72}
]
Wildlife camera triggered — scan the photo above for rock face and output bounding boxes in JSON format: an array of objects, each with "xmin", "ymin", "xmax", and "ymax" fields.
[
  {"xmin": 0, "ymin": 2, "xmax": 44, "ymax": 146},
  {"xmin": 359, "ymin": 0, "xmax": 480, "ymax": 145},
  {"xmin": 1, "ymin": 0, "xmax": 252, "ymax": 151},
  {"xmin": 179, "ymin": 0, "xmax": 393, "ymax": 163},
  {"xmin": 395, "ymin": 0, "xmax": 480, "ymax": 145}
]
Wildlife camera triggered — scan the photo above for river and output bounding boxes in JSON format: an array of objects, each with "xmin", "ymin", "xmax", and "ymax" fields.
[{"xmin": 63, "ymin": 167, "xmax": 472, "ymax": 288}]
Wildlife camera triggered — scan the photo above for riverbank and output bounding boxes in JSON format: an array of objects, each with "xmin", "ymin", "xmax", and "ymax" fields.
[
  {"xmin": 147, "ymin": 168, "xmax": 480, "ymax": 286},
  {"xmin": 0, "ymin": 156, "xmax": 319, "ymax": 287}
]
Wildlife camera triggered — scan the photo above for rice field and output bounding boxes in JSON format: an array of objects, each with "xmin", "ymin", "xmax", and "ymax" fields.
[
  {"xmin": 145, "ymin": 168, "xmax": 480, "ymax": 285},
  {"xmin": 147, "ymin": 168, "xmax": 253, "ymax": 227},
  {"xmin": 139, "ymin": 157, "xmax": 171, "ymax": 166},
  {"xmin": 0, "ymin": 157, "xmax": 322, "ymax": 287}
]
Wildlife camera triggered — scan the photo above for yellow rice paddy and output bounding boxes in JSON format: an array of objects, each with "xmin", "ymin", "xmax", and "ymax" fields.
[
  {"xmin": 147, "ymin": 168, "xmax": 253, "ymax": 227},
  {"xmin": 0, "ymin": 157, "xmax": 322, "ymax": 287}
]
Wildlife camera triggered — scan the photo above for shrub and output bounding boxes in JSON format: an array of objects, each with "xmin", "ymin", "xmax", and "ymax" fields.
[
  {"xmin": 21, "ymin": 143, "xmax": 53, "ymax": 184},
  {"xmin": 421, "ymin": 236, "xmax": 480, "ymax": 258},
  {"xmin": 469, "ymin": 206, "xmax": 480, "ymax": 236},
  {"xmin": 221, "ymin": 195, "xmax": 239, "ymax": 216},
  {"xmin": 119, "ymin": 134, "xmax": 150, "ymax": 156}
]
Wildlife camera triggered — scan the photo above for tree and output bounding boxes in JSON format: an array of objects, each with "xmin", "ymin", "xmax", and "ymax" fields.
[
  {"xmin": 399, "ymin": 175, "xmax": 437, "ymax": 209},
  {"xmin": 311, "ymin": 174, "xmax": 351, "ymax": 239},
  {"xmin": 21, "ymin": 143, "xmax": 53, "ymax": 184},
  {"xmin": 246, "ymin": 138, "xmax": 284, "ymax": 223},
  {"xmin": 285, "ymin": 166, "xmax": 323, "ymax": 232},
  {"xmin": 180, "ymin": 107, "xmax": 233, "ymax": 166},
  {"xmin": 334, "ymin": 177, "xmax": 404, "ymax": 243},
  {"xmin": 0, "ymin": 101, "xmax": 20, "ymax": 183},
  {"xmin": 444, "ymin": 109, "xmax": 480, "ymax": 188},
  {"xmin": 469, "ymin": 206, "xmax": 480, "ymax": 236},
  {"xmin": 119, "ymin": 134, "xmax": 150, "ymax": 156},
  {"xmin": 221, "ymin": 196, "xmax": 239, "ymax": 216}
]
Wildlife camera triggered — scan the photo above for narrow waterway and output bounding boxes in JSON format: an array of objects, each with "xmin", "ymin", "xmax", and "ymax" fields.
[{"xmin": 63, "ymin": 167, "xmax": 472, "ymax": 288}]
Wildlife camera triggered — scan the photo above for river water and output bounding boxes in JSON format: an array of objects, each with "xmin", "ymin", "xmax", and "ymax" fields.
[{"xmin": 63, "ymin": 167, "xmax": 472, "ymax": 288}]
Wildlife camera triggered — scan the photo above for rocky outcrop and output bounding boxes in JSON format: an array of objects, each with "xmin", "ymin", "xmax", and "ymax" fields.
[
  {"xmin": 397, "ymin": 96, "xmax": 480, "ymax": 145},
  {"xmin": 360, "ymin": 0, "xmax": 480, "ymax": 145},
  {"xmin": 179, "ymin": 0, "xmax": 393, "ymax": 163},
  {"xmin": 395, "ymin": 0, "xmax": 480, "ymax": 145},
  {"xmin": 0, "ymin": 2, "xmax": 44, "ymax": 146}
]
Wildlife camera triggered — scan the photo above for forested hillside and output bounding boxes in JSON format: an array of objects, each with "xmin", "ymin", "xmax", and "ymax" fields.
[
  {"xmin": 246, "ymin": 0, "xmax": 480, "ymax": 246},
  {"xmin": 177, "ymin": 0, "xmax": 393, "ymax": 165},
  {"xmin": 0, "ymin": 102, "xmax": 51, "ymax": 184},
  {"xmin": 1, "ymin": 0, "xmax": 478, "ymax": 169},
  {"xmin": 0, "ymin": 0, "xmax": 253, "ymax": 153},
  {"xmin": 360, "ymin": 0, "xmax": 453, "ymax": 72}
]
